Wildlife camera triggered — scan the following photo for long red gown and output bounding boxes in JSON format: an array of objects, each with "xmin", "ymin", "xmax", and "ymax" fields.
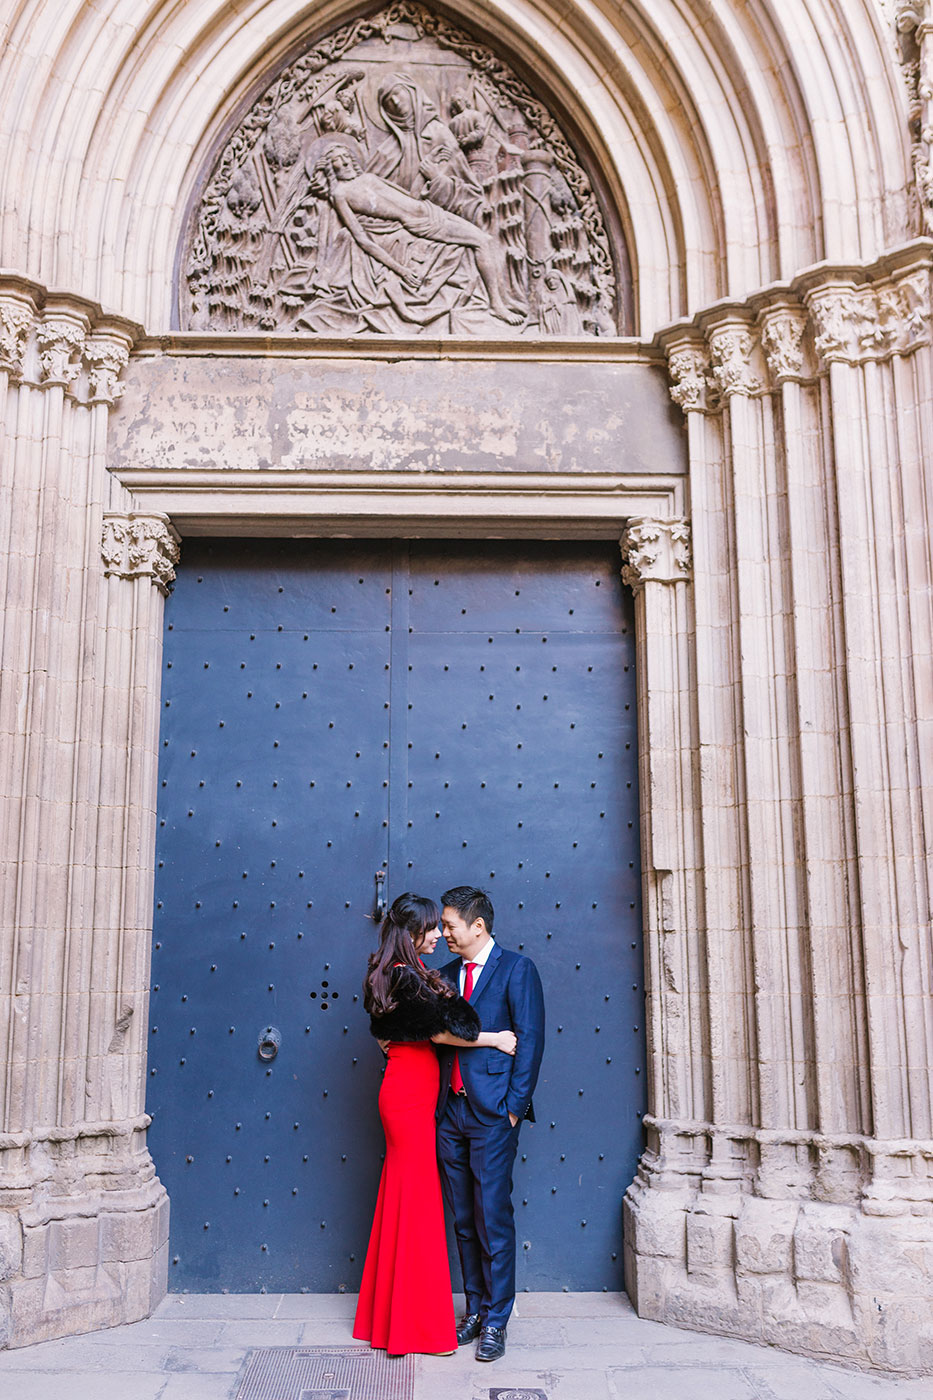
[{"xmin": 352, "ymin": 1041, "xmax": 457, "ymax": 1354}]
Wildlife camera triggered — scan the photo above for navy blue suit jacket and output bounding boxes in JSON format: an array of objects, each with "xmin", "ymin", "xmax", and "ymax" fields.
[{"xmin": 436, "ymin": 943, "xmax": 545, "ymax": 1126}]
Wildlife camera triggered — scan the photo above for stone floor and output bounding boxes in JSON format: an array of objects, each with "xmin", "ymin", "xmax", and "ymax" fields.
[{"xmin": 0, "ymin": 1293, "xmax": 929, "ymax": 1399}]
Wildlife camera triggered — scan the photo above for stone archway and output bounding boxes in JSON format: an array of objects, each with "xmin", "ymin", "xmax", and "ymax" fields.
[{"xmin": 1, "ymin": 0, "xmax": 932, "ymax": 1375}]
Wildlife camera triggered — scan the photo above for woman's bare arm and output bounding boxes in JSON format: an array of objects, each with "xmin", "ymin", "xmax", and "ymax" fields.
[{"xmin": 432, "ymin": 1028, "xmax": 516, "ymax": 1055}]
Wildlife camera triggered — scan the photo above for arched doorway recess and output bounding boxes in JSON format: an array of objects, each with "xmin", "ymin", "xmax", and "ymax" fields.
[{"xmin": 0, "ymin": 0, "xmax": 931, "ymax": 1377}]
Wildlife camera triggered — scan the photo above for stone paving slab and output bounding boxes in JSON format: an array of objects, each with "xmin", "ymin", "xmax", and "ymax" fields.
[
  {"xmin": 275, "ymin": 1294, "xmax": 357, "ymax": 1319},
  {"xmin": 71, "ymin": 1318, "xmax": 227, "ymax": 1346},
  {"xmin": 0, "ymin": 1374, "xmax": 166, "ymax": 1400},
  {"xmin": 159, "ymin": 1377, "xmax": 238, "ymax": 1400},
  {"xmin": 163, "ymin": 1347, "xmax": 251, "ymax": 1374},
  {"xmin": 214, "ymin": 1320, "xmax": 305, "ymax": 1348},
  {"xmin": 0, "ymin": 1293, "xmax": 928, "ymax": 1399},
  {"xmin": 157, "ymin": 1295, "xmax": 285, "ymax": 1320}
]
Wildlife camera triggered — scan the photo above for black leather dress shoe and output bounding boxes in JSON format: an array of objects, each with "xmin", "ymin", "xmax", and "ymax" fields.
[
  {"xmin": 455, "ymin": 1312, "xmax": 482, "ymax": 1346},
  {"xmin": 475, "ymin": 1324, "xmax": 507, "ymax": 1361}
]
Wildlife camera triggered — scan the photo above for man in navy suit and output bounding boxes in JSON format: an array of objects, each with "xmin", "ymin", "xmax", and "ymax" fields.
[{"xmin": 436, "ymin": 886, "xmax": 545, "ymax": 1363}]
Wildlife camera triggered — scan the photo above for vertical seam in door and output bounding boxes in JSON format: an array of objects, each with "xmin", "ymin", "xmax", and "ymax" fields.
[{"xmin": 387, "ymin": 540, "xmax": 410, "ymax": 891}]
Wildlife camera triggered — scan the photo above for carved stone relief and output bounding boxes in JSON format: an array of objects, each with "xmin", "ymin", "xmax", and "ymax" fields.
[
  {"xmin": 36, "ymin": 317, "xmax": 85, "ymax": 387},
  {"xmin": 760, "ymin": 309, "xmax": 808, "ymax": 384},
  {"xmin": 666, "ymin": 345, "xmax": 713, "ymax": 413},
  {"xmin": 0, "ymin": 299, "xmax": 32, "ymax": 378},
  {"xmin": 101, "ymin": 514, "xmax": 181, "ymax": 595},
  {"xmin": 708, "ymin": 326, "xmax": 764, "ymax": 398},
  {"xmin": 183, "ymin": 2, "xmax": 618, "ymax": 337},
  {"xmin": 896, "ymin": 2, "xmax": 933, "ymax": 235},
  {"xmin": 808, "ymin": 272, "xmax": 932, "ymax": 364},
  {"xmin": 620, "ymin": 517, "xmax": 692, "ymax": 592}
]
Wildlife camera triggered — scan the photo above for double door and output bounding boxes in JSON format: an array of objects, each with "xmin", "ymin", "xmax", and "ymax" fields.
[{"xmin": 147, "ymin": 538, "xmax": 645, "ymax": 1291}]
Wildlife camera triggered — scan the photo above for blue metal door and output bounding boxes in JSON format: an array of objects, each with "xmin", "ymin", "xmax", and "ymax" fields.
[{"xmin": 147, "ymin": 539, "xmax": 645, "ymax": 1293}]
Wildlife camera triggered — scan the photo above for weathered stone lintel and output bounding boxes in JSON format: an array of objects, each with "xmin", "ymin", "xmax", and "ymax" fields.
[{"xmin": 101, "ymin": 513, "xmax": 181, "ymax": 595}]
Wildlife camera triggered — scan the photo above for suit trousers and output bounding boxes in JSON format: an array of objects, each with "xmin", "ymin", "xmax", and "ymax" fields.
[{"xmin": 437, "ymin": 1093, "xmax": 521, "ymax": 1329}]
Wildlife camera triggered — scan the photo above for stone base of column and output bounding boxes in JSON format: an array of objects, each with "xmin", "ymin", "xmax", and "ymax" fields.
[
  {"xmin": 0, "ymin": 1129, "xmax": 168, "ymax": 1349},
  {"xmin": 624, "ymin": 1125, "xmax": 933, "ymax": 1375}
]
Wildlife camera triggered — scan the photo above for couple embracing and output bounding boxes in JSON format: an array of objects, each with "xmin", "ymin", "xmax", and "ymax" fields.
[{"xmin": 352, "ymin": 886, "xmax": 546, "ymax": 1361}]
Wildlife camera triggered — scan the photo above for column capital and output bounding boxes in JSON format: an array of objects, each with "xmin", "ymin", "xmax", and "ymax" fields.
[
  {"xmin": 759, "ymin": 305, "xmax": 809, "ymax": 384},
  {"xmin": 664, "ymin": 339, "xmax": 714, "ymax": 414},
  {"xmin": 706, "ymin": 322, "xmax": 764, "ymax": 398},
  {"xmin": 84, "ymin": 332, "xmax": 132, "ymax": 406},
  {"xmin": 620, "ymin": 517, "xmax": 692, "ymax": 592},
  {"xmin": 805, "ymin": 270, "xmax": 932, "ymax": 366},
  {"xmin": 101, "ymin": 513, "xmax": 181, "ymax": 595},
  {"xmin": 36, "ymin": 312, "xmax": 87, "ymax": 389},
  {"xmin": 0, "ymin": 274, "xmax": 142, "ymax": 399},
  {"xmin": 0, "ymin": 293, "xmax": 35, "ymax": 379}
]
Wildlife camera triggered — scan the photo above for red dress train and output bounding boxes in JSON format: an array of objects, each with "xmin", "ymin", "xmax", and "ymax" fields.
[{"xmin": 353, "ymin": 1041, "xmax": 457, "ymax": 1354}]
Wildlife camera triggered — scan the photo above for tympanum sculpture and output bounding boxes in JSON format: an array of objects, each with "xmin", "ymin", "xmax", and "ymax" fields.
[{"xmin": 183, "ymin": 3, "xmax": 619, "ymax": 336}]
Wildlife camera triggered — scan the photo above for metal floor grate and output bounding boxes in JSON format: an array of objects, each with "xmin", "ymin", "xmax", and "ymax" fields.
[
  {"xmin": 489, "ymin": 1391, "xmax": 548, "ymax": 1400},
  {"xmin": 233, "ymin": 1347, "xmax": 414, "ymax": 1400}
]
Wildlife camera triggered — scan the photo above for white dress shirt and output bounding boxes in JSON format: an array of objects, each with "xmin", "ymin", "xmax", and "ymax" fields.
[{"xmin": 459, "ymin": 936, "xmax": 496, "ymax": 997}]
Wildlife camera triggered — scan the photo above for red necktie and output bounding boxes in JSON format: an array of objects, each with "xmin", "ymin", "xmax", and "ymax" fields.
[{"xmin": 450, "ymin": 962, "xmax": 477, "ymax": 1096}]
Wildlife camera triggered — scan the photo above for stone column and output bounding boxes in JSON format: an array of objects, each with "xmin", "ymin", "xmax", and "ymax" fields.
[
  {"xmin": 705, "ymin": 314, "xmax": 816, "ymax": 1171},
  {"xmin": 619, "ymin": 514, "xmax": 702, "ymax": 1304},
  {"xmin": 620, "ymin": 516, "xmax": 696, "ymax": 1125},
  {"xmin": 757, "ymin": 301, "xmax": 867, "ymax": 1149},
  {"xmin": 0, "ymin": 277, "xmax": 173, "ymax": 1348}
]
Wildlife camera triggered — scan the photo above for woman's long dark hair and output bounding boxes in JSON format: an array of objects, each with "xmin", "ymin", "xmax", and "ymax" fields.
[{"xmin": 363, "ymin": 892, "xmax": 455, "ymax": 1016}]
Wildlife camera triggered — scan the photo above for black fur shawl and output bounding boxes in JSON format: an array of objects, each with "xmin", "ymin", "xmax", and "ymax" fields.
[{"xmin": 369, "ymin": 965, "xmax": 480, "ymax": 1043}]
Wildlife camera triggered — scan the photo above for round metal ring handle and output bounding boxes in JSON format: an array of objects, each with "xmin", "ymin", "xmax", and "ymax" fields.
[{"xmin": 257, "ymin": 1026, "xmax": 281, "ymax": 1061}]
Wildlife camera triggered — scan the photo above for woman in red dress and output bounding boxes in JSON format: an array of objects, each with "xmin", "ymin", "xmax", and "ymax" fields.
[{"xmin": 352, "ymin": 893, "xmax": 517, "ymax": 1356}]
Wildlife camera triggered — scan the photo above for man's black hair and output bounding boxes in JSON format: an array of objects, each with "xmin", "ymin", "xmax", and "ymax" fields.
[{"xmin": 441, "ymin": 886, "xmax": 494, "ymax": 935}]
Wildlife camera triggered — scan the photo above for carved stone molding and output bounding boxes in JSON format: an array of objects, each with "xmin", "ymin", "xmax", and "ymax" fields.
[
  {"xmin": 101, "ymin": 513, "xmax": 181, "ymax": 595},
  {"xmin": 707, "ymin": 325, "xmax": 764, "ymax": 398},
  {"xmin": 666, "ymin": 344, "xmax": 713, "ymax": 413},
  {"xmin": 620, "ymin": 517, "xmax": 692, "ymax": 592},
  {"xmin": 182, "ymin": 1, "xmax": 621, "ymax": 338},
  {"xmin": 807, "ymin": 271, "xmax": 933, "ymax": 365},
  {"xmin": 759, "ymin": 308, "xmax": 808, "ymax": 384},
  {"xmin": 896, "ymin": 2, "xmax": 933, "ymax": 235},
  {"xmin": 0, "ymin": 297, "xmax": 33, "ymax": 378},
  {"xmin": 0, "ymin": 276, "xmax": 140, "ymax": 400},
  {"xmin": 36, "ymin": 315, "xmax": 86, "ymax": 388}
]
